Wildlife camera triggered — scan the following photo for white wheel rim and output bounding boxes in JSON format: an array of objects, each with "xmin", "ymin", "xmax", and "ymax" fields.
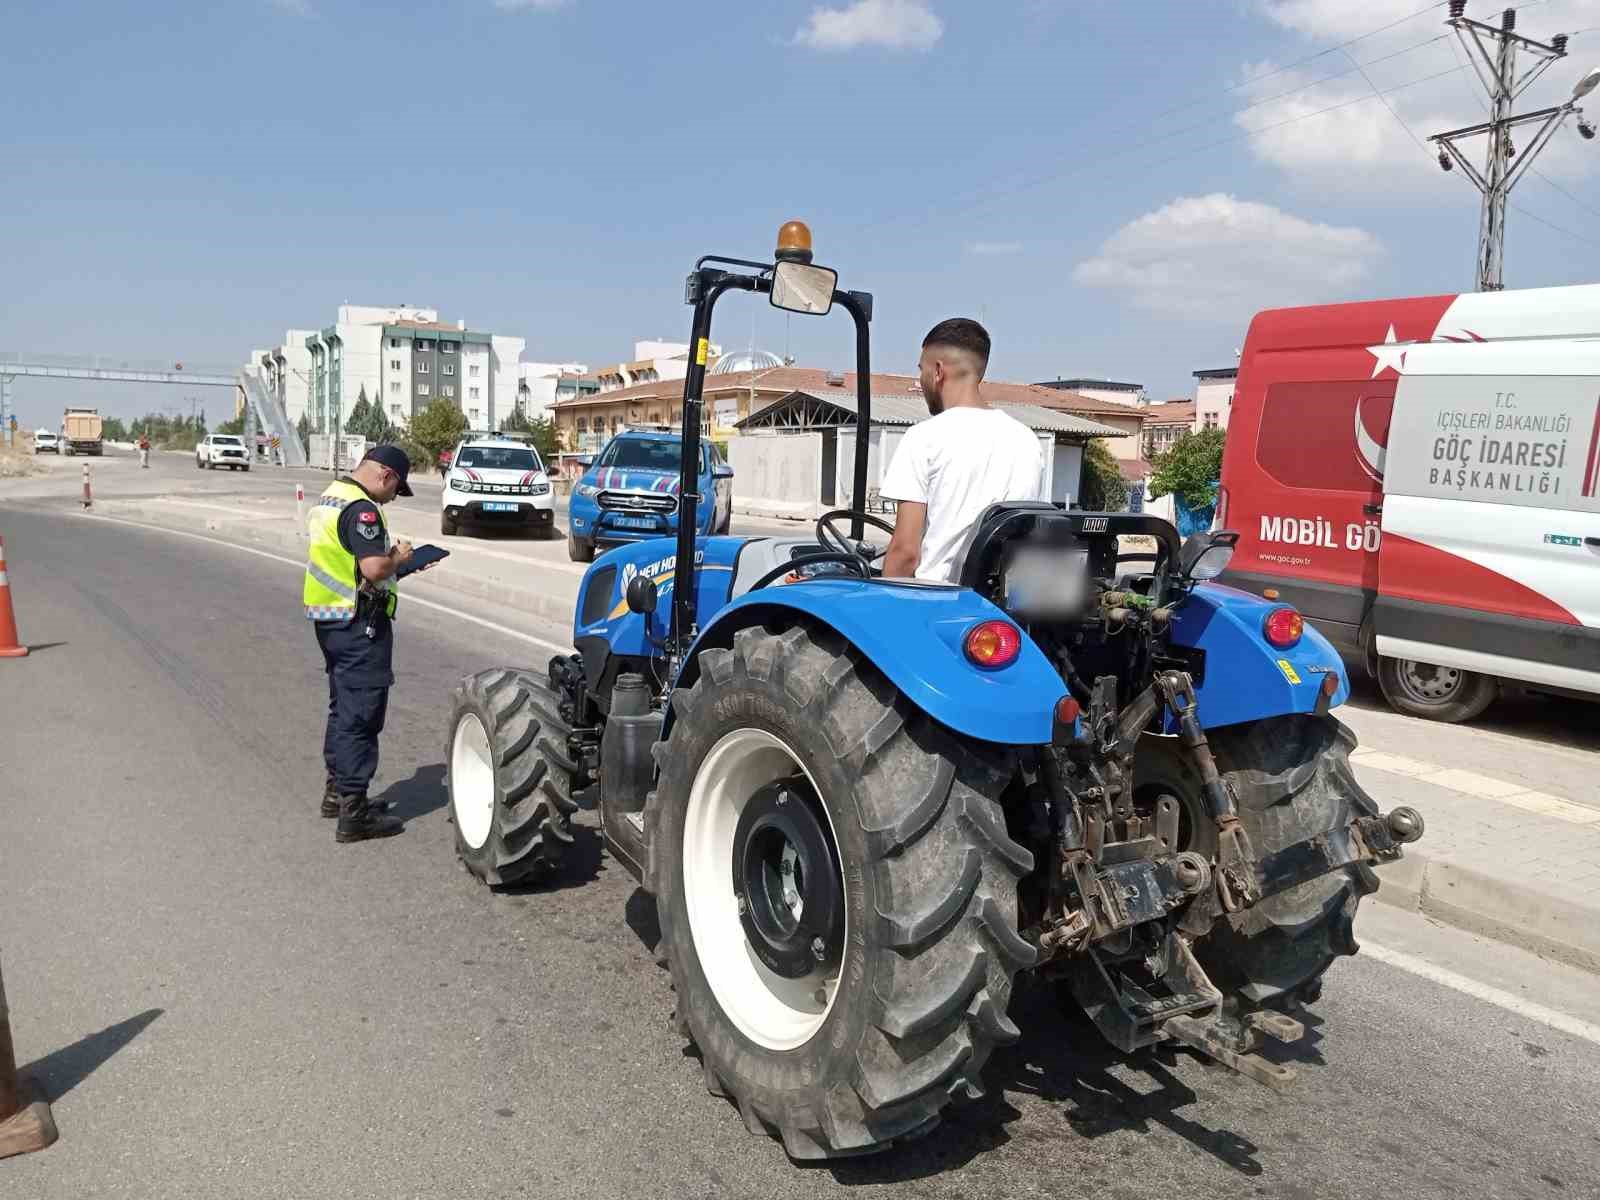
[
  {"xmin": 451, "ymin": 713, "xmax": 496, "ymax": 851},
  {"xmin": 683, "ymin": 728, "xmax": 845, "ymax": 1052}
]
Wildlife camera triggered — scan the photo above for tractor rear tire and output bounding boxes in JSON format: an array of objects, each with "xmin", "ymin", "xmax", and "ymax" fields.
[
  {"xmin": 447, "ymin": 668, "xmax": 579, "ymax": 886},
  {"xmin": 1158, "ymin": 714, "xmax": 1380, "ymax": 1008},
  {"xmin": 651, "ymin": 624, "xmax": 1034, "ymax": 1159}
]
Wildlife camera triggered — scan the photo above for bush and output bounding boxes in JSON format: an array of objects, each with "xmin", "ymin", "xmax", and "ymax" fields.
[
  {"xmin": 1147, "ymin": 427, "xmax": 1225, "ymax": 510},
  {"xmin": 1078, "ymin": 438, "xmax": 1128, "ymax": 511}
]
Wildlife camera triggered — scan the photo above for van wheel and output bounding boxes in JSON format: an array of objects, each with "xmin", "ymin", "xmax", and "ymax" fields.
[{"xmin": 1376, "ymin": 656, "xmax": 1497, "ymax": 723}]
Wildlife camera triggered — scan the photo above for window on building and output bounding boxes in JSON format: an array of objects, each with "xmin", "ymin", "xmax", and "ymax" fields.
[
  {"xmin": 389, "ymin": 381, "xmax": 400, "ymax": 394},
  {"xmin": 442, "ymin": 385, "xmax": 455, "ymax": 398},
  {"xmin": 577, "ymin": 418, "xmax": 588, "ymax": 433},
  {"xmin": 390, "ymin": 359, "xmax": 400, "ymax": 371},
  {"xmin": 415, "ymin": 341, "xmax": 430, "ymax": 352},
  {"xmin": 390, "ymin": 404, "xmax": 402, "ymax": 418},
  {"xmin": 389, "ymin": 338, "xmax": 398, "ymax": 349},
  {"xmin": 469, "ymin": 387, "xmax": 480, "ymax": 401},
  {"xmin": 469, "ymin": 409, "xmax": 481, "ymax": 425},
  {"xmin": 469, "ymin": 364, "xmax": 480, "ymax": 378},
  {"xmin": 441, "ymin": 343, "xmax": 456, "ymax": 354},
  {"xmin": 442, "ymin": 363, "xmax": 455, "ymax": 376},
  {"xmin": 417, "ymin": 361, "xmax": 429, "ymax": 375},
  {"xmin": 417, "ymin": 383, "xmax": 431, "ymax": 397},
  {"xmin": 1203, "ymin": 413, "xmax": 1219, "ymax": 429}
]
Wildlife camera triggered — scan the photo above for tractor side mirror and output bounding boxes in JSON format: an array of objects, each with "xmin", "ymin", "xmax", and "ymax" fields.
[
  {"xmin": 770, "ymin": 260, "xmax": 837, "ymax": 316},
  {"xmin": 1180, "ymin": 529, "xmax": 1239, "ymax": 582},
  {"xmin": 626, "ymin": 575, "xmax": 659, "ymax": 616}
]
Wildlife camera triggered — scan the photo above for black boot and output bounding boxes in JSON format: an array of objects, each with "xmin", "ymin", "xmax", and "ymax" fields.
[
  {"xmin": 325, "ymin": 778, "xmax": 391, "ymax": 818},
  {"xmin": 335, "ymin": 793, "xmax": 403, "ymax": 843}
]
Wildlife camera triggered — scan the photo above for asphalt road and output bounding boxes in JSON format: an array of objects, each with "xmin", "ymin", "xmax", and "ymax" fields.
[{"xmin": 2, "ymin": 501, "xmax": 1599, "ymax": 1199}]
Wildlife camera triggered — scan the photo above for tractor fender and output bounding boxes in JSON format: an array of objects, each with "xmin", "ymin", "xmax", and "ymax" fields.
[
  {"xmin": 1170, "ymin": 583, "xmax": 1351, "ymax": 729},
  {"xmin": 667, "ymin": 580, "xmax": 1066, "ymax": 746}
]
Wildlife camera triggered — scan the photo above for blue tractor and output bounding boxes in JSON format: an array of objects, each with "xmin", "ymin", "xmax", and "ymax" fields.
[{"xmin": 444, "ymin": 222, "xmax": 1424, "ymax": 1160}]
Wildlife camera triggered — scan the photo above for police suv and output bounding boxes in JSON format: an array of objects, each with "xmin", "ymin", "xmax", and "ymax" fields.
[{"xmin": 440, "ymin": 437, "xmax": 555, "ymax": 538}]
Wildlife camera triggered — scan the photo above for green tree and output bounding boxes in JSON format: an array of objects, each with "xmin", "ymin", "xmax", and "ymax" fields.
[
  {"xmin": 296, "ymin": 413, "xmax": 311, "ymax": 454},
  {"xmin": 500, "ymin": 402, "xmax": 533, "ymax": 434},
  {"xmin": 357, "ymin": 398, "xmax": 391, "ymax": 444},
  {"xmin": 1078, "ymin": 438, "xmax": 1128, "ymax": 511},
  {"xmin": 344, "ymin": 387, "xmax": 372, "ymax": 436},
  {"xmin": 410, "ymin": 399, "xmax": 468, "ymax": 462},
  {"xmin": 1147, "ymin": 427, "xmax": 1226, "ymax": 510},
  {"xmin": 101, "ymin": 417, "xmax": 128, "ymax": 442},
  {"xmin": 387, "ymin": 435, "xmax": 432, "ymax": 474},
  {"xmin": 216, "ymin": 415, "xmax": 246, "ymax": 436}
]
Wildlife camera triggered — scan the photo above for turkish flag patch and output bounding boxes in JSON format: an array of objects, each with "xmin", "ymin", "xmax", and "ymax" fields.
[{"xmin": 359, "ymin": 511, "xmax": 377, "ymax": 523}]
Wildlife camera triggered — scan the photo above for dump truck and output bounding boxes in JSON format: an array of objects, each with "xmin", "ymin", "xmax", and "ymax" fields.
[{"xmin": 61, "ymin": 408, "xmax": 104, "ymax": 456}]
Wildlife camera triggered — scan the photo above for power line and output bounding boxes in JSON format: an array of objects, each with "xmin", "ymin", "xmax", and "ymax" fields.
[
  {"xmin": 1200, "ymin": 2, "xmax": 1449, "ymax": 102},
  {"xmin": 1342, "ymin": 46, "xmax": 1434, "ymax": 153}
]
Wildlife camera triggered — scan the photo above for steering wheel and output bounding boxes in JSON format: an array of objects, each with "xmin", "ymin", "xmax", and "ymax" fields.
[{"xmin": 815, "ymin": 509, "xmax": 897, "ymax": 573}]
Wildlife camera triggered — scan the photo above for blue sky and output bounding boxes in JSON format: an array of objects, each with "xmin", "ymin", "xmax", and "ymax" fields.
[{"xmin": 4, "ymin": 0, "xmax": 1600, "ymax": 427}]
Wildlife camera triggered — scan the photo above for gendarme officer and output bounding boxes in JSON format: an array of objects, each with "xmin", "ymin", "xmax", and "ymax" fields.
[{"xmin": 304, "ymin": 445, "xmax": 415, "ymax": 843}]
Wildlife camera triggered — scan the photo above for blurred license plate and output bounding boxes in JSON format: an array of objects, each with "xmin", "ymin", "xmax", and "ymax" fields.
[
  {"xmin": 614, "ymin": 516, "xmax": 656, "ymax": 530},
  {"xmin": 1005, "ymin": 547, "xmax": 1088, "ymax": 615},
  {"xmin": 482, "ymin": 502, "xmax": 519, "ymax": 513}
]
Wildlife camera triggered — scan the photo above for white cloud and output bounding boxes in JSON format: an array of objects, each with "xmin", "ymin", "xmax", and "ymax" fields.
[
  {"xmin": 1257, "ymin": 0, "xmax": 1433, "ymax": 40},
  {"xmin": 1260, "ymin": 1, "xmax": 1600, "ymax": 41},
  {"xmin": 1241, "ymin": 3, "xmax": 1600, "ymax": 182},
  {"xmin": 794, "ymin": 0, "xmax": 943, "ymax": 52},
  {"xmin": 968, "ymin": 240, "xmax": 1023, "ymax": 255},
  {"xmin": 1233, "ymin": 60, "xmax": 1460, "ymax": 178},
  {"xmin": 1072, "ymin": 193, "xmax": 1381, "ymax": 320}
]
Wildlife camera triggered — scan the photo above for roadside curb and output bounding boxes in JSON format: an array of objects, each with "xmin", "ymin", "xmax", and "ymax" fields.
[
  {"xmin": 1372, "ymin": 850, "xmax": 1600, "ymax": 975},
  {"xmin": 80, "ymin": 500, "xmax": 1600, "ymax": 978}
]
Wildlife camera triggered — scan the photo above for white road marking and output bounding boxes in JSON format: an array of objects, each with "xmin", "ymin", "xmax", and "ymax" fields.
[
  {"xmin": 1362, "ymin": 941, "xmax": 1600, "ymax": 1046},
  {"xmin": 1351, "ymin": 748, "xmax": 1599, "ymax": 824},
  {"xmin": 79, "ymin": 512, "xmax": 572, "ymax": 656}
]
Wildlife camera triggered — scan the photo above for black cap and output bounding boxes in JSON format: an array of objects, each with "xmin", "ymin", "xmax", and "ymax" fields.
[{"xmin": 362, "ymin": 444, "xmax": 414, "ymax": 496}]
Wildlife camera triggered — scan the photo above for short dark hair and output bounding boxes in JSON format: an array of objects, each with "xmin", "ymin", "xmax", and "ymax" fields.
[{"xmin": 922, "ymin": 318, "xmax": 991, "ymax": 367}]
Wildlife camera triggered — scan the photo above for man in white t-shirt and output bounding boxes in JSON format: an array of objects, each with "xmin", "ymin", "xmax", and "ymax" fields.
[{"xmin": 880, "ymin": 319, "xmax": 1043, "ymax": 582}]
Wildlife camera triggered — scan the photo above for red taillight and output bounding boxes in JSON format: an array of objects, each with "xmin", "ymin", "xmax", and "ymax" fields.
[
  {"xmin": 1055, "ymin": 696, "xmax": 1081, "ymax": 725},
  {"xmin": 1263, "ymin": 606, "xmax": 1304, "ymax": 648},
  {"xmin": 964, "ymin": 620, "xmax": 1022, "ymax": 670}
]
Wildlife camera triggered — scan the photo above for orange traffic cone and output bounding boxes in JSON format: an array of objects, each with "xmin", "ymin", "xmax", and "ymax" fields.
[{"xmin": 0, "ymin": 538, "xmax": 28, "ymax": 658}]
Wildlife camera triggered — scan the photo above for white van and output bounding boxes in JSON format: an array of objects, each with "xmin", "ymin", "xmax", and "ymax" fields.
[{"xmin": 1221, "ymin": 283, "xmax": 1600, "ymax": 722}]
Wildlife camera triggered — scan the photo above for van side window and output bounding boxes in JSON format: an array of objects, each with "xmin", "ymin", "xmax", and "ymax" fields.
[{"xmin": 1257, "ymin": 381, "xmax": 1392, "ymax": 492}]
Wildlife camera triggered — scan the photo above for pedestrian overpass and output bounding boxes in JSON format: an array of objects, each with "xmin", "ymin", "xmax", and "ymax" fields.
[{"xmin": 0, "ymin": 351, "xmax": 306, "ymax": 467}]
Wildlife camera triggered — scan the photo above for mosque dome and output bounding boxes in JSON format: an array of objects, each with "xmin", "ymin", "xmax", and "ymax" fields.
[{"xmin": 710, "ymin": 348, "xmax": 786, "ymax": 374}]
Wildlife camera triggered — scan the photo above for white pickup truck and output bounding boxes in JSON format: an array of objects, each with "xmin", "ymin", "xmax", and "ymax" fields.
[{"xmin": 197, "ymin": 434, "xmax": 251, "ymax": 471}]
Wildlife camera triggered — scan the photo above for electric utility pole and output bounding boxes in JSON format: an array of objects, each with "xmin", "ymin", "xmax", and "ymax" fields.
[{"xmin": 1429, "ymin": 3, "xmax": 1598, "ymax": 291}]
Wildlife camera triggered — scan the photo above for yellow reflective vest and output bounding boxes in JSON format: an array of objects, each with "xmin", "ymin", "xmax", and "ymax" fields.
[{"xmin": 303, "ymin": 480, "xmax": 397, "ymax": 622}]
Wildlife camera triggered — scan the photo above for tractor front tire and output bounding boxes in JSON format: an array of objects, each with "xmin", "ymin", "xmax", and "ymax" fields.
[
  {"xmin": 447, "ymin": 668, "xmax": 579, "ymax": 886},
  {"xmin": 1181, "ymin": 715, "xmax": 1380, "ymax": 1008},
  {"xmin": 652, "ymin": 624, "xmax": 1034, "ymax": 1159}
]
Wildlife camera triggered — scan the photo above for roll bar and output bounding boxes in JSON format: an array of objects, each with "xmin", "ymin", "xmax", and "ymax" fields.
[{"xmin": 670, "ymin": 261, "xmax": 873, "ymax": 655}]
